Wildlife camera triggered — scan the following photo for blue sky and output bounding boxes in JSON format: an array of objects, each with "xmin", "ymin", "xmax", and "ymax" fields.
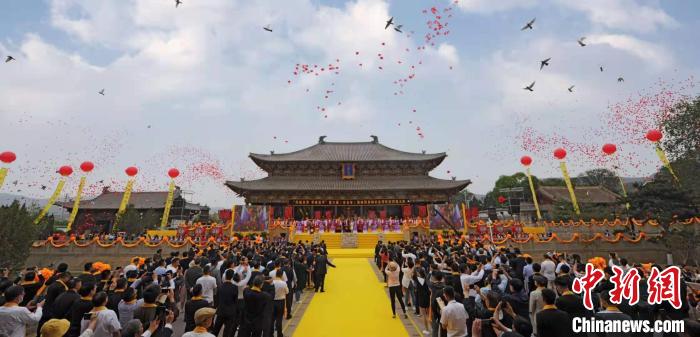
[{"xmin": 0, "ymin": 0, "xmax": 698, "ymax": 207}]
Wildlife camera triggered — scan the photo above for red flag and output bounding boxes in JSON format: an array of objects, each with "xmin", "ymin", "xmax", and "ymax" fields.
[
  {"xmin": 418, "ymin": 205, "xmax": 427, "ymax": 217},
  {"xmin": 368, "ymin": 210, "xmax": 376, "ymax": 219},
  {"xmin": 379, "ymin": 210, "xmax": 387, "ymax": 219},
  {"xmin": 402, "ymin": 205, "xmax": 412, "ymax": 218},
  {"xmin": 314, "ymin": 210, "xmax": 322, "ymax": 220},
  {"xmin": 325, "ymin": 210, "xmax": 333, "ymax": 219},
  {"xmin": 284, "ymin": 206, "xmax": 293, "ymax": 219}
]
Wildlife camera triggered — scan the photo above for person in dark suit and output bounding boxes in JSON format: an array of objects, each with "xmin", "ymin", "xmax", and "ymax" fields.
[
  {"xmin": 535, "ymin": 288, "xmax": 572, "ymax": 337},
  {"xmin": 241, "ymin": 276, "xmax": 272, "ymax": 337},
  {"xmin": 38, "ymin": 271, "xmax": 71, "ymax": 332},
  {"xmin": 281, "ymin": 259, "xmax": 294, "ymax": 319},
  {"xmin": 554, "ymin": 275, "xmax": 590, "ymax": 337},
  {"xmin": 52, "ymin": 278, "xmax": 81, "ymax": 320},
  {"xmin": 593, "ymin": 291, "xmax": 632, "ymax": 337},
  {"xmin": 313, "ymin": 250, "xmax": 336, "ymax": 292},
  {"xmin": 213, "ymin": 269, "xmax": 238, "ymax": 337},
  {"xmin": 78, "ymin": 263, "xmax": 96, "ymax": 286},
  {"xmin": 184, "ymin": 283, "xmax": 211, "ymax": 332},
  {"xmin": 107, "ymin": 278, "xmax": 127, "ymax": 316},
  {"xmin": 67, "ymin": 283, "xmax": 95, "ymax": 337}
]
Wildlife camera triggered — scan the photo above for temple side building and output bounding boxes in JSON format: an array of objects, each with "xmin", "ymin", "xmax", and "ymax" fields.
[{"xmin": 225, "ymin": 136, "xmax": 470, "ymax": 220}]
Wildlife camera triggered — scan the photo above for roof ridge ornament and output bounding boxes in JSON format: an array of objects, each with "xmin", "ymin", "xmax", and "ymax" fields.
[
  {"xmin": 370, "ymin": 135, "xmax": 379, "ymax": 144},
  {"xmin": 319, "ymin": 135, "xmax": 327, "ymax": 144}
]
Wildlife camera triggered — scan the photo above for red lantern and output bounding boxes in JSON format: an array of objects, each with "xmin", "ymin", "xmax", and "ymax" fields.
[
  {"xmin": 498, "ymin": 196, "xmax": 507, "ymax": 204},
  {"xmin": 553, "ymin": 148, "xmax": 567, "ymax": 160},
  {"xmin": 58, "ymin": 165, "xmax": 73, "ymax": 177},
  {"xmin": 520, "ymin": 155, "xmax": 532, "ymax": 166},
  {"xmin": 125, "ymin": 166, "xmax": 138, "ymax": 177},
  {"xmin": 80, "ymin": 161, "xmax": 94, "ymax": 173},
  {"xmin": 646, "ymin": 129, "xmax": 662, "ymax": 142},
  {"xmin": 168, "ymin": 168, "xmax": 180, "ymax": 179},
  {"xmin": 0, "ymin": 151, "xmax": 16, "ymax": 164},
  {"xmin": 602, "ymin": 143, "xmax": 617, "ymax": 155}
]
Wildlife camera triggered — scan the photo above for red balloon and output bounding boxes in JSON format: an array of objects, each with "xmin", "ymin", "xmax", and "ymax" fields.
[
  {"xmin": 80, "ymin": 161, "xmax": 94, "ymax": 173},
  {"xmin": 168, "ymin": 168, "xmax": 180, "ymax": 178},
  {"xmin": 553, "ymin": 148, "xmax": 567, "ymax": 160},
  {"xmin": 602, "ymin": 143, "xmax": 617, "ymax": 155},
  {"xmin": 498, "ymin": 196, "xmax": 507, "ymax": 204},
  {"xmin": 58, "ymin": 165, "xmax": 73, "ymax": 177},
  {"xmin": 0, "ymin": 151, "xmax": 16, "ymax": 164},
  {"xmin": 125, "ymin": 166, "xmax": 138, "ymax": 177},
  {"xmin": 646, "ymin": 129, "xmax": 662, "ymax": 142},
  {"xmin": 520, "ymin": 155, "xmax": 532, "ymax": 166}
]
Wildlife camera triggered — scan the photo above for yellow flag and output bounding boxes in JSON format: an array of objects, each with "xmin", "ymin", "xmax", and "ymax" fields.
[
  {"xmin": 66, "ymin": 176, "xmax": 87, "ymax": 231},
  {"xmin": 160, "ymin": 180, "xmax": 176, "ymax": 228},
  {"xmin": 526, "ymin": 167, "xmax": 542, "ymax": 220},
  {"xmin": 559, "ymin": 161, "xmax": 580, "ymax": 215},
  {"xmin": 0, "ymin": 167, "xmax": 7, "ymax": 191},
  {"xmin": 655, "ymin": 144, "xmax": 680, "ymax": 184},
  {"xmin": 34, "ymin": 179, "xmax": 66, "ymax": 224}
]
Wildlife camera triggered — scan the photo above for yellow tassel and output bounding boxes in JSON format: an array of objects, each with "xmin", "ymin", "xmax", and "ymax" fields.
[
  {"xmin": 559, "ymin": 161, "xmax": 581, "ymax": 215},
  {"xmin": 160, "ymin": 180, "xmax": 176, "ymax": 228},
  {"xmin": 66, "ymin": 176, "xmax": 87, "ymax": 231},
  {"xmin": 526, "ymin": 167, "xmax": 542, "ymax": 220},
  {"xmin": 655, "ymin": 144, "xmax": 680, "ymax": 184},
  {"xmin": 0, "ymin": 168, "xmax": 7, "ymax": 191},
  {"xmin": 35, "ymin": 179, "xmax": 66, "ymax": 224}
]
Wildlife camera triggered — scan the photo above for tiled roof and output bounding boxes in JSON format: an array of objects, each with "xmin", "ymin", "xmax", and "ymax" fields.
[
  {"xmin": 226, "ymin": 175, "xmax": 470, "ymax": 193},
  {"xmin": 538, "ymin": 186, "xmax": 620, "ymax": 204},
  {"xmin": 250, "ymin": 138, "xmax": 445, "ymax": 162},
  {"xmin": 56, "ymin": 190, "xmax": 208, "ymax": 211}
]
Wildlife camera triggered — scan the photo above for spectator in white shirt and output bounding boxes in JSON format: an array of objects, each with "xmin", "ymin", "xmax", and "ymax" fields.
[
  {"xmin": 195, "ymin": 266, "xmax": 217, "ymax": 304},
  {"xmin": 165, "ymin": 259, "xmax": 180, "ymax": 275},
  {"xmin": 439, "ymin": 286, "xmax": 468, "ymax": 337},
  {"xmin": 540, "ymin": 254, "xmax": 556, "ymax": 288},
  {"xmin": 460, "ymin": 264, "xmax": 484, "ymax": 298},
  {"xmin": 268, "ymin": 265, "xmax": 288, "ymax": 283},
  {"xmin": 0, "ymin": 285, "xmax": 44, "ymax": 337},
  {"xmin": 81, "ymin": 292, "xmax": 121, "ymax": 337},
  {"xmin": 272, "ymin": 266, "xmax": 289, "ymax": 337}
]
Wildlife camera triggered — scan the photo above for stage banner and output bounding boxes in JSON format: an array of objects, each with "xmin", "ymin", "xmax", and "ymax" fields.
[
  {"xmin": 402, "ymin": 205, "xmax": 412, "ymax": 218},
  {"xmin": 284, "ymin": 206, "xmax": 293, "ymax": 219},
  {"xmin": 314, "ymin": 210, "xmax": 321, "ymax": 220},
  {"xmin": 379, "ymin": 210, "xmax": 387, "ymax": 219},
  {"xmin": 368, "ymin": 210, "xmax": 376, "ymax": 219},
  {"xmin": 429, "ymin": 203, "xmax": 464, "ymax": 230},
  {"xmin": 522, "ymin": 226, "xmax": 545, "ymax": 234},
  {"xmin": 325, "ymin": 210, "xmax": 332, "ymax": 219},
  {"xmin": 470, "ymin": 207, "xmax": 479, "ymax": 219},
  {"xmin": 233, "ymin": 205, "xmax": 269, "ymax": 231},
  {"xmin": 418, "ymin": 205, "xmax": 427, "ymax": 217}
]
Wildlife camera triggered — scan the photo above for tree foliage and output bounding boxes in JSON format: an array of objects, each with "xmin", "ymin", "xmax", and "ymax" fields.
[
  {"xmin": 628, "ymin": 168, "xmax": 697, "ymax": 225},
  {"xmin": 142, "ymin": 210, "xmax": 161, "ymax": 230},
  {"xmin": 0, "ymin": 201, "xmax": 39, "ymax": 270},
  {"xmin": 117, "ymin": 205, "xmax": 144, "ymax": 235},
  {"xmin": 483, "ymin": 172, "xmax": 540, "ymax": 207},
  {"xmin": 661, "ymin": 97, "xmax": 700, "ymax": 161},
  {"xmin": 576, "ymin": 168, "xmax": 622, "ymax": 194}
]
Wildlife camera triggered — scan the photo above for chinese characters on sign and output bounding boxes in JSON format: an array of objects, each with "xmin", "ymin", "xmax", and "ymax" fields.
[
  {"xmin": 291, "ymin": 199, "xmax": 410, "ymax": 206},
  {"xmin": 572, "ymin": 263, "xmax": 682, "ymax": 310}
]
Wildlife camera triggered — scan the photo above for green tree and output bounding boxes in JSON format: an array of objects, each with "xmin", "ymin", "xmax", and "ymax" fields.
[
  {"xmin": 0, "ymin": 201, "xmax": 39, "ymax": 269},
  {"xmin": 539, "ymin": 178, "xmax": 565, "ymax": 186},
  {"xmin": 628, "ymin": 168, "xmax": 697, "ymax": 226},
  {"xmin": 117, "ymin": 205, "xmax": 144, "ymax": 235},
  {"xmin": 484, "ymin": 172, "xmax": 540, "ymax": 207},
  {"xmin": 576, "ymin": 168, "xmax": 622, "ymax": 194},
  {"xmin": 142, "ymin": 210, "xmax": 161, "ymax": 229},
  {"xmin": 662, "ymin": 97, "xmax": 700, "ymax": 161}
]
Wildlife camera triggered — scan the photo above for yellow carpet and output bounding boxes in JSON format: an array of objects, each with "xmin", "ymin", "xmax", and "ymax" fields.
[
  {"xmin": 293, "ymin": 258, "xmax": 409, "ymax": 337},
  {"xmin": 326, "ymin": 248, "xmax": 374, "ymax": 258}
]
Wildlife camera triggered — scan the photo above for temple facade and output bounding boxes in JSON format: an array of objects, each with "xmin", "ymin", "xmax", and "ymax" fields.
[{"xmin": 225, "ymin": 136, "xmax": 470, "ymax": 220}]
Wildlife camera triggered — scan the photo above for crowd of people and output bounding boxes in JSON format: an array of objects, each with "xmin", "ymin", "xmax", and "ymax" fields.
[
  {"xmin": 0, "ymin": 240, "xmax": 336, "ymax": 337},
  {"xmin": 374, "ymin": 237, "xmax": 700, "ymax": 337}
]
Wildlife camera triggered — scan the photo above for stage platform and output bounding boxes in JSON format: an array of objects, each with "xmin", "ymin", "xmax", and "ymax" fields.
[
  {"xmin": 326, "ymin": 248, "xmax": 374, "ymax": 258},
  {"xmin": 289, "ymin": 232, "xmax": 406, "ymax": 249}
]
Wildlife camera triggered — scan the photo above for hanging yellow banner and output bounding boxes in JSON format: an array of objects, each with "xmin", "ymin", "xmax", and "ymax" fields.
[
  {"xmin": 230, "ymin": 204, "xmax": 236, "ymax": 238},
  {"xmin": 66, "ymin": 176, "xmax": 87, "ymax": 231},
  {"xmin": 617, "ymin": 175, "xmax": 630, "ymax": 210},
  {"xmin": 118, "ymin": 179, "xmax": 135, "ymax": 214},
  {"xmin": 160, "ymin": 180, "xmax": 176, "ymax": 228},
  {"xmin": 559, "ymin": 161, "xmax": 581, "ymax": 215},
  {"xmin": 526, "ymin": 167, "xmax": 542, "ymax": 220},
  {"xmin": 461, "ymin": 202, "xmax": 468, "ymax": 234},
  {"xmin": 655, "ymin": 144, "xmax": 680, "ymax": 184},
  {"xmin": 34, "ymin": 179, "xmax": 66, "ymax": 224},
  {"xmin": 0, "ymin": 167, "xmax": 7, "ymax": 191}
]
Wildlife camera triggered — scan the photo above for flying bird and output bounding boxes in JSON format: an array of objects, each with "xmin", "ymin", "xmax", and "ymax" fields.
[
  {"xmin": 521, "ymin": 18, "xmax": 536, "ymax": 30},
  {"xmin": 98, "ymin": 180, "xmax": 104, "ymax": 184},
  {"xmin": 618, "ymin": 77, "xmax": 624, "ymax": 82},
  {"xmin": 263, "ymin": 24, "xmax": 272, "ymax": 32},
  {"xmin": 599, "ymin": 65, "xmax": 604, "ymax": 72},
  {"xmin": 568, "ymin": 85, "xmax": 575, "ymax": 92},
  {"xmin": 175, "ymin": 0, "xmax": 182, "ymax": 8},
  {"xmin": 394, "ymin": 24, "xmax": 403, "ymax": 33},
  {"xmin": 385, "ymin": 17, "xmax": 394, "ymax": 29},
  {"xmin": 5, "ymin": 55, "xmax": 14, "ymax": 63},
  {"xmin": 539, "ymin": 57, "xmax": 551, "ymax": 70},
  {"xmin": 577, "ymin": 37, "xmax": 587, "ymax": 47},
  {"xmin": 41, "ymin": 185, "xmax": 47, "ymax": 190},
  {"xmin": 98, "ymin": 89, "xmax": 105, "ymax": 96},
  {"xmin": 12, "ymin": 180, "xmax": 17, "ymax": 185},
  {"xmin": 523, "ymin": 81, "xmax": 535, "ymax": 92}
]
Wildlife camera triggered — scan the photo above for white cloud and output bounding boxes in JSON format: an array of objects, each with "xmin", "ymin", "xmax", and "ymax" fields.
[
  {"xmin": 436, "ymin": 43, "xmax": 459, "ymax": 64},
  {"xmin": 587, "ymin": 34, "xmax": 672, "ymax": 68},
  {"xmin": 455, "ymin": 0, "xmax": 537, "ymax": 13},
  {"xmin": 556, "ymin": 0, "xmax": 678, "ymax": 33}
]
